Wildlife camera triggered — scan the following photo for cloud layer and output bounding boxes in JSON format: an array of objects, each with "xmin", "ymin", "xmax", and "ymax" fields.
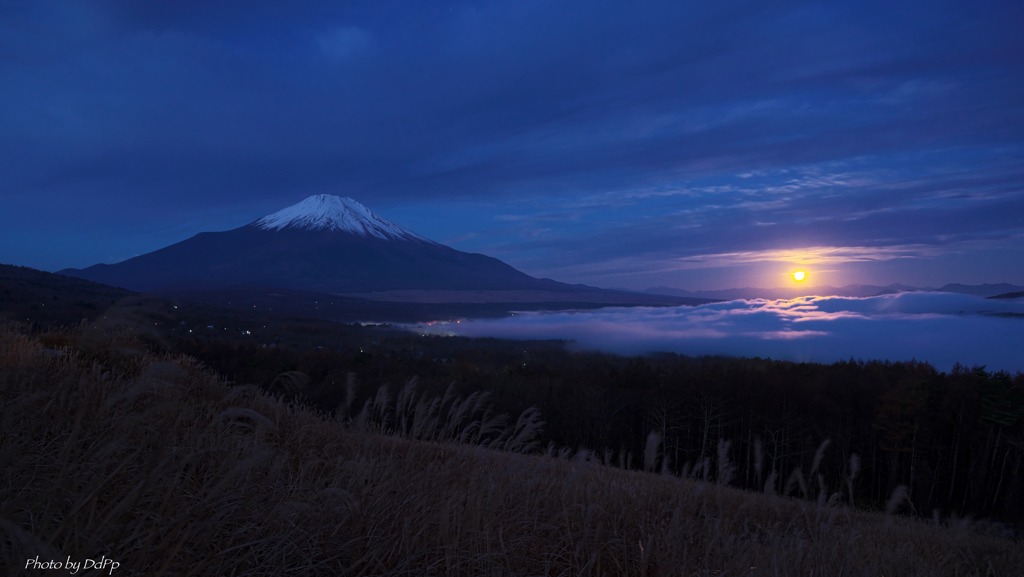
[{"xmin": 426, "ymin": 293, "xmax": 1024, "ymax": 372}]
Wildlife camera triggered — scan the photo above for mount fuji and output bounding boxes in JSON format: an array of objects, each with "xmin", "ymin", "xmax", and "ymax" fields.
[
  {"xmin": 58, "ymin": 195, "xmax": 707, "ymax": 308},
  {"xmin": 252, "ymin": 195, "xmax": 435, "ymax": 242},
  {"xmin": 59, "ymin": 195, "xmax": 550, "ymax": 293}
]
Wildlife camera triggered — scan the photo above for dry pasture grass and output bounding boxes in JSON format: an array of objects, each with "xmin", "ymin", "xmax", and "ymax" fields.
[{"xmin": 1, "ymin": 324, "xmax": 1021, "ymax": 576}]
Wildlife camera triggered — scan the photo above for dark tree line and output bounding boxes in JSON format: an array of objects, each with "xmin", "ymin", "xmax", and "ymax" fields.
[{"xmin": 174, "ymin": 333, "xmax": 1024, "ymax": 523}]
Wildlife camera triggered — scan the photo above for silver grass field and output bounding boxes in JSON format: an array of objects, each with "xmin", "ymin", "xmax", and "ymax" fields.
[{"xmin": 1, "ymin": 323, "xmax": 1021, "ymax": 576}]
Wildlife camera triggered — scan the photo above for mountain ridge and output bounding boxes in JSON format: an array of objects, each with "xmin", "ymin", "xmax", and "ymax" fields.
[{"xmin": 936, "ymin": 283, "xmax": 1024, "ymax": 297}]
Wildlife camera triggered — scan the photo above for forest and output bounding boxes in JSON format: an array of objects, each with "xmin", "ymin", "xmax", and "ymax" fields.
[{"xmin": 173, "ymin": 326, "xmax": 1024, "ymax": 524}]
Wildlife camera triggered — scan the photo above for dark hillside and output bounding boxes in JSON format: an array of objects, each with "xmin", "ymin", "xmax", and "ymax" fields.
[
  {"xmin": 989, "ymin": 291, "xmax": 1024, "ymax": 300},
  {"xmin": 0, "ymin": 263, "xmax": 133, "ymax": 326},
  {"xmin": 5, "ymin": 324, "xmax": 1021, "ymax": 575}
]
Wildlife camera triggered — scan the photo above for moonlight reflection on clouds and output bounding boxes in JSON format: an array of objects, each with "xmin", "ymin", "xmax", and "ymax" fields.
[{"xmin": 424, "ymin": 293, "xmax": 1024, "ymax": 371}]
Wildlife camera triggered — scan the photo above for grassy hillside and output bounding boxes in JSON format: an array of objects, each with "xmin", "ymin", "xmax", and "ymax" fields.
[
  {"xmin": 0, "ymin": 263, "xmax": 133, "ymax": 326},
  {"xmin": 2, "ymin": 323, "xmax": 1021, "ymax": 576}
]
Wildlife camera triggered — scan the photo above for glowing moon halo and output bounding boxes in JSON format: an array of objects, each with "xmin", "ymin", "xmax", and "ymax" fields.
[{"xmin": 792, "ymin": 271, "xmax": 806, "ymax": 282}]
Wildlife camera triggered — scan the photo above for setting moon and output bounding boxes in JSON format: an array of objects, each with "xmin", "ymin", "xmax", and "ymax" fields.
[{"xmin": 792, "ymin": 271, "xmax": 806, "ymax": 281}]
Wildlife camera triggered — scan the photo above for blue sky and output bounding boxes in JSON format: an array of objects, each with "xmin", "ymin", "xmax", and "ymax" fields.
[{"xmin": 2, "ymin": 0, "xmax": 1023, "ymax": 290}]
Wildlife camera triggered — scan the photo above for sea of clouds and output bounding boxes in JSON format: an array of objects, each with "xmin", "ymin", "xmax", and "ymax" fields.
[{"xmin": 425, "ymin": 292, "xmax": 1024, "ymax": 372}]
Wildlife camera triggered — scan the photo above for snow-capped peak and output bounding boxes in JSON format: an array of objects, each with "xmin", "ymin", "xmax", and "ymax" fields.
[{"xmin": 252, "ymin": 195, "xmax": 434, "ymax": 242}]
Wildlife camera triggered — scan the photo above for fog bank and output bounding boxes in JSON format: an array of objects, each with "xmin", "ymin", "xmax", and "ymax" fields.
[{"xmin": 424, "ymin": 293, "xmax": 1024, "ymax": 372}]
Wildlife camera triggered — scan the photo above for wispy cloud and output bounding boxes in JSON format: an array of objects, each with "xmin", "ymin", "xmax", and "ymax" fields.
[
  {"xmin": 673, "ymin": 244, "xmax": 949, "ymax": 267},
  {"xmin": 503, "ymin": 243, "xmax": 949, "ymax": 280}
]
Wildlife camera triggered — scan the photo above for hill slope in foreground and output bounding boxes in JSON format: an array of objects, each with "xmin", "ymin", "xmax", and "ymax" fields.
[{"xmin": 2, "ymin": 325, "xmax": 1020, "ymax": 576}]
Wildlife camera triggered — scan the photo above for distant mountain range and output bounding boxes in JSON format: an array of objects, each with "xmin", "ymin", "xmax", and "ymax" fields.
[
  {"xmin": 632, "ymin": 282, "xmax": 1024, "ymax": 301},
  {"xmin": 58, "ymin": 195, "xmax": 710, "ymax": 308},
  {"xmin": 988, "ymin": 291, "xmax": 1024, "ymax": 300},
  {"xmin": 937, "ymin": 283, "xmax": 1024, "ymax": 298}
]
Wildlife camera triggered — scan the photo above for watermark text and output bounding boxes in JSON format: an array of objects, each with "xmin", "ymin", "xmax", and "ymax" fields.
[{"xmin": 24, "ymin": 556, "xmax": 120, "ymax": 575}]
